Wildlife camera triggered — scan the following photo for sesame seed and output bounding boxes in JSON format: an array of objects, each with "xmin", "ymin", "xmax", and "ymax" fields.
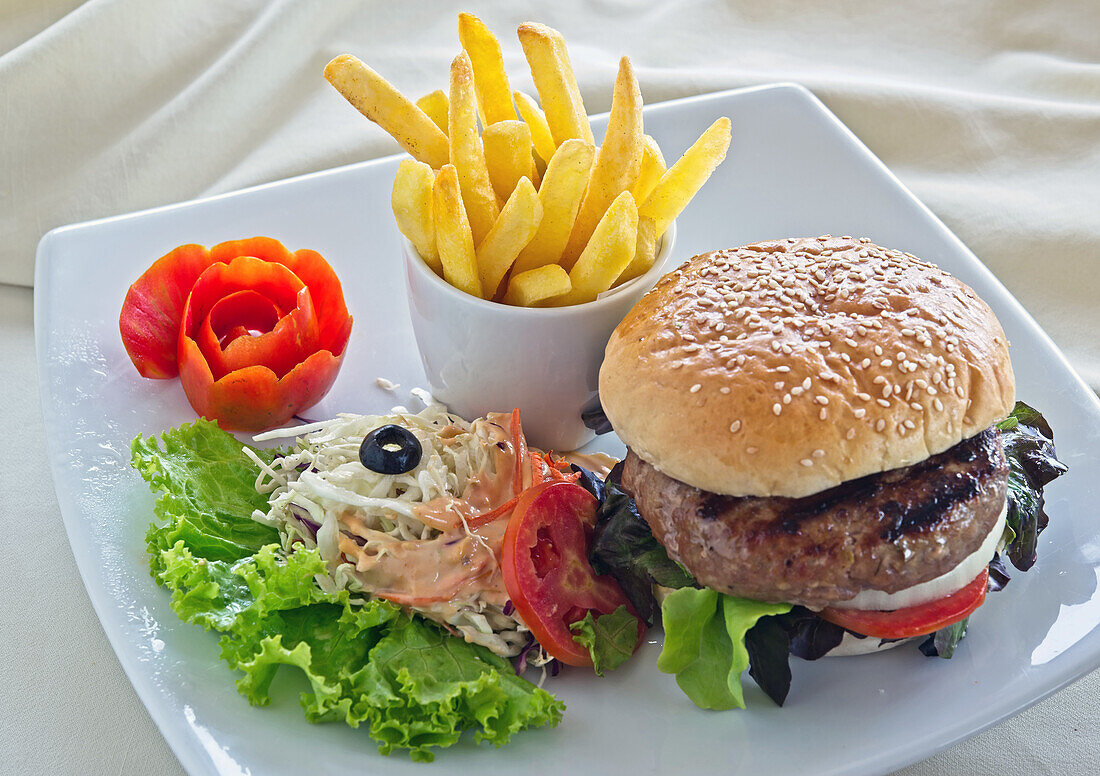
[
  {"xmin": 857, "ymin": 392, "xmax": 871, "ymax": 401},
  {"xmin": 730, "ymin": 420, "xmax": 742, "ymax": 433},
  {"xmin": 846, "ymin": 428, "xmax": 856, "ymax": 440},
  {"xmin": 746, "ymin": 446, "xmax": 759, "ymax": 455},
  {"xmin": 802, "ymin": 378, "xmax": 812, "ymax": 390},
  {"xmin": 720, "ymin": 386, "xmax": 731, "ymax": 395},
  {"xmin": 773, "ymin": 403, "xmax": 782, "ymax": 416},
  {"xmin": 910, "ymin": 402, "xmax": 923, "ymax": 411},
  {"xmin": 690, "ymin": 383, "xmax": 701, "ymax": 393},
  {"xmin": 776, "ymin": 365, "xmax": 791, "ymax": 373},
  {"xmin": 876, "ymin": 419, "xmax": 886, "ymax": 431},
  {"xmin": 812, "ymin": 449, "xmax": 825, "ymax": 458},
  {"xmin": 800, "ymin": 458, "xmax": 814, "ymax": 467},
  {"xmin": 874, "ymin": 345, "xmax": 883, "ymax": 356},
  {"xmin": 774, "ymin": 381, "xmax": 785, "ymax": 390},
  {"xmin": 815, "ymin": 396, "xmax": 829, "ymax": 405},
  {"xmin": 933, "ymin": 397, "xmax": 944, "ymax": 411},
  {"xmin": 881, "ymin": 359, "xmax": 893, "ymax": 368},
  {"xmin": 877, "ymin": 398, "xmax": 891, "ymax": 407},
  {"xmin": 819, "ymin": 408, "xmax": 828, "ymax": 420}
]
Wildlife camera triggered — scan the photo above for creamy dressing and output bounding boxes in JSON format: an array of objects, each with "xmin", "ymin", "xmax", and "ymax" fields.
[
  {"xmin": 562, "ymin": 451, "xmax": 618, "ymax": 480},
  {"xmin": 337, "ymin": 516, "xmax": 510, "ymax": 608}
]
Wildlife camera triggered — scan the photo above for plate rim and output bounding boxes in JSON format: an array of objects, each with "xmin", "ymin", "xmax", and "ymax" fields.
[{"xmin": 33, "ymin": 81, "xmax": 1100, "ymax": 776}]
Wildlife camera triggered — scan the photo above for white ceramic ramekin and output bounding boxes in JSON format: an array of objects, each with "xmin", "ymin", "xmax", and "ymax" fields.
[{"xmin": 403, "ymin": 222, "xmax": 678, "ymax": 451}]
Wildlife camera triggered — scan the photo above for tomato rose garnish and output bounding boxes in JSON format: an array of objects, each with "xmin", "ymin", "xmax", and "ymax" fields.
[{"xmin": 119, "ymin": 236, "xmax": 352, "ymax": 431}]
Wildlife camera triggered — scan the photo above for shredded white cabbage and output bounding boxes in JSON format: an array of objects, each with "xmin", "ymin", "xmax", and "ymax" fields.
[{"xmin": 247, "ymin": 401, "xmax": 532, "ymax": 657}]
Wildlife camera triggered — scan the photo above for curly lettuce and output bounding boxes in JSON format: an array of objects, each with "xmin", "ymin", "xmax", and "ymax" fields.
[{"xmin": 133, "ymin": 420, "xmax": 563, "ymax": 762}]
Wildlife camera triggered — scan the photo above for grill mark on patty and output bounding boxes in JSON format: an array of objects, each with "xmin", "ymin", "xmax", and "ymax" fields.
[
  {"xmin": 627, "ymin": 429, "xmax": 1008, "ymax": 606},
  {"xmin": 693, "ymin": 429, "xmax": 1002, "ymax": 541}
]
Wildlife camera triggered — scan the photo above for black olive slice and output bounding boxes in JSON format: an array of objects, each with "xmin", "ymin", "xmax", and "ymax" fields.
[{"xmin": 359, "ymin": 424, "xmax": 423, "ymax": 474}]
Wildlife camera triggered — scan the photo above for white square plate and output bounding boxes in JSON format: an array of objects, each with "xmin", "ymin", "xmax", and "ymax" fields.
[{"xmin": 35, "ymin": 84, "xmax": 1100, "ymax": 776}]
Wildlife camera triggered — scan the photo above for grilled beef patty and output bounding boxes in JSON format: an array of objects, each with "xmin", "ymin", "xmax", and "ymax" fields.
[{"xmin": 623, "ymin": 428, "xmax": 1008, "ymax": 608}]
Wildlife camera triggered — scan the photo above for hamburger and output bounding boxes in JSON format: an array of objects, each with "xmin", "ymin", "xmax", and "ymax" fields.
[{"xmin": 590, "ymin": 236, "xmax": 1065, "ymax": 702}]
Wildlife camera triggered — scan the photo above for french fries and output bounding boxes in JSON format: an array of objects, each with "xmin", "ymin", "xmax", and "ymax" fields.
[
  {"xmin": 392, "ymin": 159, "xmax": 440, "ymax": 274},
  {"xmin": 475, "ymin": 177, "xmax": 543, "ymax": 298},
  {"xmin": 561, "ymin": 57, "xmax": 644, "ymax": 268},
  {"xmin": 617, "ymin": 215, "xmax": 657, "ymax": 284},
  {"xmin": 324, "ymin": 55, "xmax": 449, "ymax": 169},
  {"xmin": 513, "ymin": 91, "xmax": 557, "ymax": 164},
  {"xmin": 327, "ymin": 16, "xmax": 732, "ymax": 307},
  {"xmin": 448, "ymin": 52, "xmax": 500, "ymax": 245},
  {"xmin": 631, "ymin": 135, "xmax": 666, "ymax": 205},
  {"xmin": 503, "ymin": 264, "xmax": 571, "ymax": 306},
  {"xmin": 517, "ymin": 23, "xmax": 594, "ymax": 147},
  {"xmin": 512, "ymin": 139, "xmax": 594, "ymax": 275},
  {"xmin": 483, "ymin": 121, "xmax": 538, "ymax": 203},
  {"xmin": 416, "ymin": 90, "xmax": 449, "ymax": 134},
  {"xmin": 458, "ymin": 13, "xmax": 515, "ymax": 125},
  {"xmin": 639, "ymin": 117, "xmax": 732, "ymax": 237},
  {"xmin": 433, "ymin": 164, "xmax": 482, "ymax": 298},
  {"xmin": 554, "ymin": 190, "xmax": 639, "ymax": 306}
]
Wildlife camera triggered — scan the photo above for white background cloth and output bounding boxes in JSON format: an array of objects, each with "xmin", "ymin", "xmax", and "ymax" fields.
[{"xmin": 2, "ymin": 1, "xmax": 1098, "ymax": 773}]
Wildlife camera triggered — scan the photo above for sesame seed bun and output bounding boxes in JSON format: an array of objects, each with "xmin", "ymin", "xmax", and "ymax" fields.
[{"xmin": 598, "ymin": 236, "xmax": 1015, "ymax": 498}]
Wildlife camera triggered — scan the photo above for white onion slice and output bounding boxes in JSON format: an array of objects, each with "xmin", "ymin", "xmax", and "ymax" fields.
[{"xmin": 830, "ymin": 499, "xmax": 1007, "ymax": 611}]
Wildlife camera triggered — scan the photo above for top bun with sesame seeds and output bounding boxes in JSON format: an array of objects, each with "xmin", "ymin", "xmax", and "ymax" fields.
[{"xmin": 599, "ymin": 235, "xmax": 1016, "ymax": 499}]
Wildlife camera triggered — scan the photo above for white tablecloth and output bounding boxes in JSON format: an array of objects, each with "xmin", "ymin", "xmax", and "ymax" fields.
[{"xmin": 3, "ymin": 1, "xmax": 1098, "ymax": 773}]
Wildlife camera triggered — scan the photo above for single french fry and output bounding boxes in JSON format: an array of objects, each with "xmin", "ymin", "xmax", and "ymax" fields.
[
  {"xmin": 513, "ymin": 91, "xmax": 557, "ymax": 164},
  {"xmin": 561, "ymin": 57, "xmax": 644, "ymax": 267},
  {"xmin": 475, "ymin": 177, "xmax": 543, "ymax": 298},
  {"xmin": 512, "ymin": 139, "xmax": 594, "ymax": 275},
  {"xmin": 449, "ymin": 52, "xmax": 501, "ymax": 245},
  {"xmin": 392, "ymin": 159, "xmax": 440, "ymax": 274},
  {"xmin": 630, "ymin": 135, "xmax": 666, "ymax": 205},
  {"xmin": 458, "ymin": 13, "xmax": 515, "ymax": 125},
  {"xmin": 517, "ymin": 23, "xmax": 594, "ymax": 147},
  {"xmin": 640, "ymin": 117, "xmax": 731, "ymax": 237},
  {"xmin": 553, "ymin": 190, "xmax": 638, "ymax": 306},
  {"xmin": 615, "ymin": 215, "xmax": 657, "ymax": 284},
  {"xmin": 416, "ymin": 90, "xmax": 449, "ymax": 135},
  {"xmin": 324, "ymin": 55, "xmax": 449, "ymax": 169},
  {"xmin": 483, "ymin": 121, "xmax": 537, "ymax": 203},
  {"xmin": 503, "ymin": 263, "xmax": 572, "ymax": 307},
  {"xmin": 433, "ymin": 164, "xmax": 482, "ymax": 298}
]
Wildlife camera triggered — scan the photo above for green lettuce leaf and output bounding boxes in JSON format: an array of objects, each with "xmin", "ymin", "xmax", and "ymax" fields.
[
  {"xmin": 569, "ymin": 605, "xmax": 641, "ymax": 676},
  {"xmin": 657, "ymin": 588, "xmax": 790, "ymax": 710},
  {"xmin": 136, "ymin": 421, "xmax": 564, "ymax": 761},
  {"xmin": 581, "ymin": 466, "xmax": 694, "ymax": 627},
  {"xmin": 996, "ymin": 402, "xmax": 1068, "ymax": 572},
  {"xmin": 132, "ymin": 419, "xmax": 278, "ymax": 573}
]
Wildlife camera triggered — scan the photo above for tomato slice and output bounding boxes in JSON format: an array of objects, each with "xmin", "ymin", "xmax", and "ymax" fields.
[
  {"xmin": 501, "ymin": 480, "xmax": 643, "ymax": 667},
  {"xmin": 819, "ymin": 569, "xmax": 989, "ymax": 639}
]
